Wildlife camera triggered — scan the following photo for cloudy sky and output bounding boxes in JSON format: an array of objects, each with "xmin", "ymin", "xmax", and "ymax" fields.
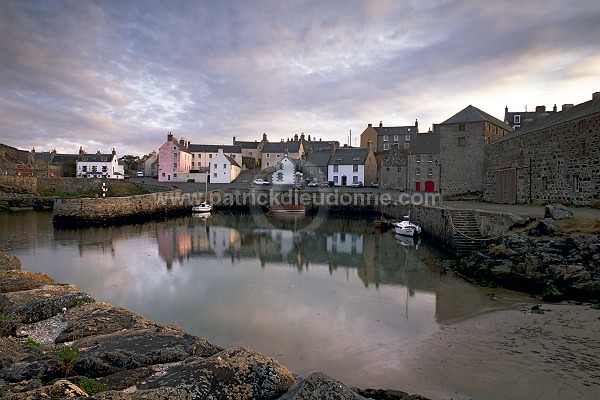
[{"xmin": 1, "ymin": 0, "xmax": 599, "ymax": 156}]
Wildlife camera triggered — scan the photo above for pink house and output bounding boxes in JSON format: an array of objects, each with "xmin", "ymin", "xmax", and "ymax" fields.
[{"xmin": 158, "ymin": 133, "xmax": 192, "ymax": 182}]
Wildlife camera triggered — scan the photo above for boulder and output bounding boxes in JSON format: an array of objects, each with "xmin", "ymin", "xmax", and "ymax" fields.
[
  {"xmin": 528, "ymin": 219, "xmax": 559, "ymax": 237},
  {"xmin": 8, "ymin": 292, "xmax": 95, "ymax": 324},
  {"xmin": 135, "ymin": 346, "xmax": 295, "ymax": 400},
  {"xmin": 282, "ymin": 372, "xmax": 365, "ymax": 399},
  {"xmin": 0, "ymin": 269, "xmax": 54, "ymax": 293},
  {"xmin": 544, "ymin": 203, "xmax": 574, "ymax": 220},
  {"xmin": 73, "ymin": 327, "xmax": 222, "ymax": 378},
  {"xmin": 0, "ymin": 337, "xmax": 58, "ymax": 382},
  {"xmin": 54, "ymin": 302, "xmax": 156, "ymax": 343},
  {"xmin": 0, "ymin": 251, "xmax": 22, "ymax": 270}
]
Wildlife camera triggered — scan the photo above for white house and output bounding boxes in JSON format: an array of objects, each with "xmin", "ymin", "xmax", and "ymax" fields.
[
  {"xmin": 211, "ymin": 149, "xmax": 241, "ymax": 183},
  {"xmin": 271, "ymin": 154, "xmax": 301, "ymax": 185},
  {"xmin": 77, "ymin": 149, "xmax": 125, "ymax": 179},
  {"xmin": 327, "ymin": 147, "xmax": 377, "ymax": 186}
]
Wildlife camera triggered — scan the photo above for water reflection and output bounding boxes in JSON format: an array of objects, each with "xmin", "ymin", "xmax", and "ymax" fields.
[{"xmin": 0, "ymin": 211, "xmax": 522, "ymax": 388}]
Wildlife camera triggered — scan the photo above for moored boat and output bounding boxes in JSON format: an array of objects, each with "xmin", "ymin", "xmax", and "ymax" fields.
[{"xmin": 267, "ymin": 204, "xmax": 306, "ymax": 215}]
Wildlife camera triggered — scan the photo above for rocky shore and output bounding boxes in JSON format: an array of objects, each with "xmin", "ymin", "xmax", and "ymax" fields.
[
  {"xmin": 452, "ymin": 204, "xmax": 600, "ymax": 302},
  {"xmin": 0, "ymin": 251, "xmax": 427, "ymax": 399}
]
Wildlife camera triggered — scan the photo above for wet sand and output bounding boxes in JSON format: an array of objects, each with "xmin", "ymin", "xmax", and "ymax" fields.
[{"xmin": 395, "ymin": 303, "xmax": 600, "ymax": 400}]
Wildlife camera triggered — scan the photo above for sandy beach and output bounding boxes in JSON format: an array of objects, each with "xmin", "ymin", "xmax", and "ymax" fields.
[{"xmin": 392, "ymin": 302, "xmax": 600, "ymax": 400}]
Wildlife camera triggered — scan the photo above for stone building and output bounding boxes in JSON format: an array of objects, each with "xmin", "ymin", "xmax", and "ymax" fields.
[
  {"xmin": 302, "ymin": 150, "xmax": 330, "ymax": 184},
  {"xmin": 359, "ymin": 120, "xmax": 418, "ymax": 152},
  {"xmin": 378, "ymin": 149, "xmax": 407, "ymax": 190},
  {"xmin": 439, "ymin": 105, "xmax": 512, "ymax": 197},
  {"xmin": 408, "ymin": 131, "xmax": 440, "ymax": 192},
  {"xmin": 233, "ymin": 133, "xmax": 268, "ymax": 168},
  {"xmin": 261, "ymin": 136, "xmax": 305, "ymax": 168},
  {"xmin": 484, "ymin": 92, "xmax": 600, "ymax": 205}
]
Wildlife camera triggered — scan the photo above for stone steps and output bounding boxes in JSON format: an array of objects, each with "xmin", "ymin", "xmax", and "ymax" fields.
[{"xmin": 449, "ymin": 210, "xmax": 484, "ymax": 256}]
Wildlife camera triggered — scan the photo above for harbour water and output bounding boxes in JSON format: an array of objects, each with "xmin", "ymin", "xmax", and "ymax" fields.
[{"xmin": 0, "ymin": 210, "xmax": 523, "ymax": 388}]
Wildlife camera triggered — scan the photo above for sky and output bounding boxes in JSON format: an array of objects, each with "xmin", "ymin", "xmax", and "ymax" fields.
[{"xmin": 1, "ymin": 0, "xmax": 599, "ymax": 157}]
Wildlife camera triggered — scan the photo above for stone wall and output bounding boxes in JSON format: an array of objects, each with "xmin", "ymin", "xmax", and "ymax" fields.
[
  {"xmin": 0, "ymin": 176, "xmax": 37, "ymax": 193},
  {"xmin": 484, "ymin": 100, "xmax": 600, "ymax": 205}
]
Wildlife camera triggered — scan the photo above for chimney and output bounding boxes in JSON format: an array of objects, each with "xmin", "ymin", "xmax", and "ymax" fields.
[
  {"xmin": 379, "ymin": 121, "xmax": 383, "ymax": 128},
  {"xmin": 368, "ymin": 123, "xmax": 372, "ymax": 128},
  {"xmin": 262, "ymin": 133, "xmax": 267, "ymax": 141},
  {"xmin": 308, "ymin": 134, "xmax": 311, "ymax": 141},
  {"xmin": 112, "ymin": 148, "xmax": 116, "ymax": 156},
  {"xmin": 233, "ymin": 136, "xmax": 236, "ymax": 145},
  {"xmin": 553, "ymin": 104, "xmax": 557, "ymax": 112},
  {"xmin": 300, "ymin": 132, "xmax": 305, "ymax": 141},
  {"xmin": 167, "ymin": 132, "xmax": 174, "ymax": 142},
  {"xmin": 504, "ymin": 105, "xmax": 509, "ymax": 123},
  {"xmin": 535, "ymin": 105, "xmax": 546, "ymax": 114},
  {"xmin": 294, "ymin": 133, "xmax": 298, "ymax": 141},
  {"xmin": 593, "ymin": 92, "xmax": 600, "ymax": 102},
  {"xmin": 79, "ymin": 146, "xmax": 84, "ymax": 155},
  {"xmin": 415, "ymin": 119, "xmax": 419, "ymax": 133},
  {"xmin": 562, "ymin": 104, "xmax": 574, "ymax": 111}
]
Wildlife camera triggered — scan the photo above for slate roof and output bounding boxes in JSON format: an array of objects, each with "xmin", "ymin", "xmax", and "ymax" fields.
[
  {"xmin": 410, "ymin": 133, "xmax": 440, "ymax": 154},
  {"xmin": 329, "ymin": 148, "xmax": 370, "ymax": 165},
  {"xmin": 77, "ymin": 153, "xmax": 116, "ymax": 162},
  {"xmin": 304, "ymin": 140, "xmax": 338, "ymax": 152},
  {"xmin": 304, "ymin": 150, "xmax": 332, "ymax": 167},
  {"xmin": 492, "ymin": 96, "xmax": 600, "ymax": 144},
  {"xmin": 188, "ymin": 144, "xmax": 241, "ymax": 153},
  {"xmin": 262, "ymin": 141, "xmax": 302, "ymax": 153},
  {"xmin": 34, "ymin": 152, "xmax": 79, "ymax": 163},
  {"xmin": 441, "ymin": 105, "xmax": 508, "ymax": 128},
  {"xmin": 234, "ymin": 141, "xmax": 260, "ymax": 149},
  {"xmin": 374, "ymin": 125, "xmax": 416, "ymax": 136},
  {"xmin": 224, "ymin": 154, "xmax": 241, "ymax": 168}
]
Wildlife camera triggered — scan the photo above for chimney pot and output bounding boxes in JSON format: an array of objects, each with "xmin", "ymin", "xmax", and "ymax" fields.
[{"xmin": 379, "ymin": 121, "xmax": 383, "ymax": 128}]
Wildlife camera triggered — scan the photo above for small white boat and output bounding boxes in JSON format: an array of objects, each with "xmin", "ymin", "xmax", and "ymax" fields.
[
  {"xmin": 192, "ymin": 202, "xmax": 212, "ymax": 213},
  {"xmin": 391, "ymin": 213, "xmax": 421, "ymax": 235},
  {"xmin": 393, "ymin": 225, "xmax": 417, "ymax": 237}
]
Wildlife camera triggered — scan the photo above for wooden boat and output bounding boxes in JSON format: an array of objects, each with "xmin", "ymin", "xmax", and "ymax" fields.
[{"xmin": 267, "ymin": 204, "xmax": 306, "ymax": 215}]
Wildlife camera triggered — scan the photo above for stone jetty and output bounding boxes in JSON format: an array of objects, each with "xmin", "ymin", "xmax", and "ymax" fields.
[{"xmin": 0, "ymin": 251, "xmax": 426, "ymax": 399}]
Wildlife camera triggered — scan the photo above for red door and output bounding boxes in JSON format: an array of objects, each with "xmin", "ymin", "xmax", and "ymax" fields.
[
  {"xmin": 424, "ymin": 180, "xmax": 435, "ymax": 192},
  {"xmin": 415, "ymin": 182, "xmax": 421, "ymax": 191}
]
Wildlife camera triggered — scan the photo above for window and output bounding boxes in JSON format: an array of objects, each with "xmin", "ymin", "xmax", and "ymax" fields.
[
  {"xmin": 415, "ymin": 168, "xmax": 421, "ymax": 176},
  {"xmin": 209, "ymin": 154, "xmax": 212, "ymax": 158},
  {"xmin": 353, "ymin": 165, "xmax": 358, "ymax": 172},
  {"xmin": 333, "ymin": 165, "xmax": 339, "ymax": 173},
  {"xmin": 266, "ymin": 153, "xmax": 270, "ymax": 158},
  {"xmin": 173, "ymin": 153, "xmax": 178, "ymax": 158},
  {"xmin": 383, "ymin": 135, "xmax": 388, "ymax": 142},
  {"xmin": 213, "ymin": 163, "xmax": 217, "ymax": 169},
  {"xmin": 459, "ymin": 124, "xmax": 465, "ymax": 131},
  {"xmin": 173, "ymin": 173, "xmax": 177, "ymax": 178},
  {"xmin": 405, "ymin": 134, "xmax": 410, "ymax": 141},
  {"xmin": 416, "ymin": 155, "xmax": 421, "ymax": 163},
  {"xmin": 428, "ymin": 154, "xmax": 433, "ymax": 163},
  {"xmin": 383, "ymin": 143, "xmax": 389, "ymax": 150},
  {"xmin": 458, "ymin": 137, "xmax": 466, "ymax": 146},
  {"xmin": 213, "ymin": 172, "xmax": 217, "ymax": 178},
  {"xmin": 173, "ymin": 146, "xmax": 177, "ymax": 150},
  {"xmin": 223, "ymin": 164, "xmax": 226, "ymax": 169},
  {"xmin": 393, "ymin": 135, "xmax": 398, "ymax": 142},
  {"xmin": 428, "ymin": 168, "xmax": 433, "ymax": 176},
  {"xmin": 102, "ymin": 166, "xmax": 107, "ymax": 172},
  {"xmin": 334, "ymin": 176, "xmax": 339, "ymax": 183},
  {"xmin": 173, "ymin": 163, "xmax": 177, "ymax": 168},
  {"xmin": 309, "ymin": 167, "xmax": 313, "ymax": 173},
  {"xmin": 403, "ymin": 143, "xmax": 410, "ymax": 149},
  {"xmin": 514, "ymin": 115, "xmax": 521, "ymax": 124},
  {"xmin": 266, "ymin": 162, "xmax": 270, "ymax": 167},
  {"xmin": 82, "ymin": 166, "xmax": 87, "ymax": 172},
  {"xmin": 161, "ymin": 172, "xmax": 165, "ymax": 177},
  {"xmin": 353, "ymin": 176, "xmax": 359, "ymax": 183},
  {"xmin": 318, "ymin": 167, "xmax": 324, "ymax": 173},
  {"xmin": 276, "ymin": 154, "xmax": 280, "ymax": 158},
  {"xmin": 192, "ymin": 162, "xmax": 195, "ymax": 166},
  {"xmin": 92, "ymin": 166, "xmax": 97, "ymax": 172},
  {"xmin": 192, "ymin": 154, "xmax": 195, "ymax": 158}
]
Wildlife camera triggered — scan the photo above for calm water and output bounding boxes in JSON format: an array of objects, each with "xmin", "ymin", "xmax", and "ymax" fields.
[{"xmin": 0, "ymin": 210, "xmax": 519, "ymax": 388}]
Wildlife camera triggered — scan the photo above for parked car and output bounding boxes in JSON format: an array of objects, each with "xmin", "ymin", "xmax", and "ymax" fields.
[
  {"xmin": 307, "ymin": 180, "xmax": 319, "ymax": 187},
  {"xmin": 137, "ymin": 171, "xmax": 144, "ymax": 177},
  {"xmin": 253, "ymin": 178, "xmax": 270, "ymax": 185},
  {"xmin": 350, "ymin": 181, "xmax": 363, "ymax": 188}
]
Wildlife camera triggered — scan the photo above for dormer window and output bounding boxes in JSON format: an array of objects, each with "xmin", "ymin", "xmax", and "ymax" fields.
[
  {"xmin": 383, "ymin": 135, "xmax": 388, "ymax": 142},
  {"xmin": 514, "ymin": 115, "xmax": 521, "ymax": 124}
]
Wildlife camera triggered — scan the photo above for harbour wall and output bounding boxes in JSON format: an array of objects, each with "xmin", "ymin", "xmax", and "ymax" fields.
[{"xmin": 53, "ymin": 188, "xmax": 528, "ymax": 253}]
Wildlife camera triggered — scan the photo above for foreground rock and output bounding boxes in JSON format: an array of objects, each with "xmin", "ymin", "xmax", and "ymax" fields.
[
  {"xmin": 457, "ymin": 220, "xmax": 600, "ymax": 302},
  {"xmin": 0, "ymin": 251, "xmax": 429, "ymax": 399}
]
